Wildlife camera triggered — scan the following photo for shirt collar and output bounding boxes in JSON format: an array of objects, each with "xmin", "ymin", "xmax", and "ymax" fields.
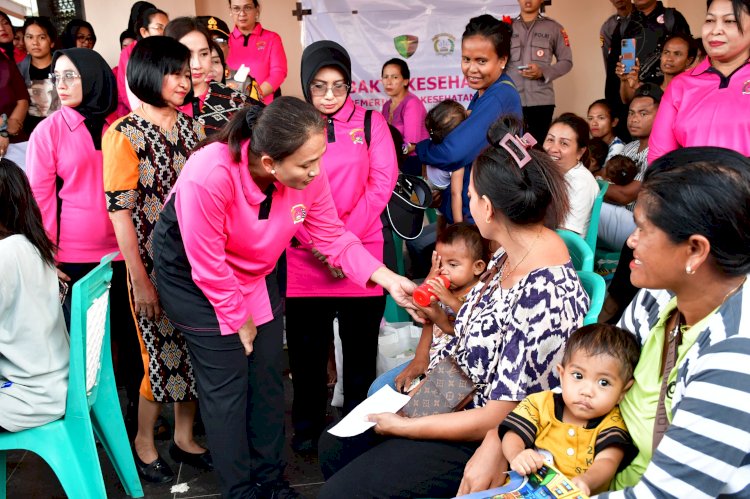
[
  {"xmin": 59, "ymin": 106, "xmax": 86, "ymax": 131},
  {"xmin": 329, "ymin": 97, "xmax": 356, "ymax": 123},
  {"xmin": 231, "ymin": 23, "xmax": 263, "ymax": 40},
  {"xmin": 238, "ymin": 139, "xmax": 281, "ymax": 206}
]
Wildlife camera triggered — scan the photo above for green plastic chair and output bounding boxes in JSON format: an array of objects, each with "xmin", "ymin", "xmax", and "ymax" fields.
[
  {"xmin": 556, "ymin": 229, "xmax": 594, "ymax": 272},
  {"xmin": 577, "ymin": 270, "xmax": 606, "ymax": 326},
  {"xmin": 0, "ymin": 252, "xmax": 144, "ymax": 499},
  {"xmin": 585, "ymin": 180, "xmax": 609, "ymax": 254},
  {"xmin": 385, "ymin": 230, "xmax": 411, "ymax": 323}
]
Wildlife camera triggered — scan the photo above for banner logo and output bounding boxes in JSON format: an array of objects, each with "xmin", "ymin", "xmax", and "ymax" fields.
[
  {"xmin": 432, "ymin": 33, "xmax": 456, "ymax": 56},
  {"xmin": 394, "ymin": 35, "xmax": 419, "ymax": 59}
]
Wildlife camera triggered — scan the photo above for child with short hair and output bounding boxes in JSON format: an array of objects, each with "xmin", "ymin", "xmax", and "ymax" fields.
[
  {"xmin": 394, "ymin": 223, "xmax": 487, "ymax": 392},
  {"xmin": 423, "ymin": 100, "xmax": 469, "ymax": 223},
  {"xmin": 599, "ymin": 154, "xmax": 638, "ymax": 186},
  {"xmin": 500, "ymin": 324, "xmax": 640, "ymax": 496}
]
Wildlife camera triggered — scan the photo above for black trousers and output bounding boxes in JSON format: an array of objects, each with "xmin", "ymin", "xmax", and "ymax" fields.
[
  {"xmin": 285, "ymin": 295, "xmax": 386, "ymax": 440},
  {"xmin": 522, "ymin": 104, "xmax": 556, "ymax": 147},
  {"xmin": 317, "ymin": 428, "xmax": 479, "ymax": 499},
  {"xmin": 180, "ymin": 275, "xmax": 286, "ymax": 499},
  {"xmin": 606, "ymin": 241, "xmax": 639, "ymax": 324},
  {"xmin": 59, "ymin": 260, "xmax": 142, "ymax": 405}
]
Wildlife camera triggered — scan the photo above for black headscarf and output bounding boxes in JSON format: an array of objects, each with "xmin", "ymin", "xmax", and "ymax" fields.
[
  {"xmin": 52, "ymin": 48, "xmax": 117, "ymax": 150},
  {"xmin": 300, "ymin": 40, "xmax": 352, "ymax": 104}
]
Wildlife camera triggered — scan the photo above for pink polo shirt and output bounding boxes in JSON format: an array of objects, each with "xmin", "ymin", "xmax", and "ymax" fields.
[
  {"xmin": 382, "ymin": 91, "xmax": 429, "ymax": 148},
  {"xmin": 115, "ymin": 42, "xmax": 137, "ymax": 117},
  {"xmin": 227, "ymin": 23, "xmax": 287, "ymax": 104},
  {"xmin": 167, "ymin": 141, "xmax": 382, "ymax": 335},
  {"xmin": 26, "ymin": 106, "xmax": 121, "ymax": 263},
  {"xmin": 649, "ymin": 58, "xmax": 750, "ymax": 163},
  {"xmin": 286, "ymin": 98, "xmax": 398, "ymax": 298}
]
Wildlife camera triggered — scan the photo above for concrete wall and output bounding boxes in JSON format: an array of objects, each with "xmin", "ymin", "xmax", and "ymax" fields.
[
  {"xmin": 87, "ymin": 0, "xmax": 708, "ymax": 116},
  {"xmin": 83, "ymin": 0, "xmax": 196, "ymax": 67}
]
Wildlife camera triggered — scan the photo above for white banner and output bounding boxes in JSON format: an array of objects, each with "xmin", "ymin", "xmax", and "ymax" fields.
[{"xmin": 302, "ymin": 0, "xmax": 520, "ymax": 111}]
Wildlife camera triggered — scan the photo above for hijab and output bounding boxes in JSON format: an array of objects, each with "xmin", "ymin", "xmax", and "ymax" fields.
[
  {"xmin": 52, "ymin": 48, "xmax": 117, "ymax": 150},
  {"xmin": 300, "ymin": 40, "xmax": 352, "ymax": 104}
]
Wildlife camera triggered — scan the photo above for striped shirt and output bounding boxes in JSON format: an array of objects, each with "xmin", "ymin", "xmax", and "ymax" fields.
[
  {"xmin": 620, "ymin": 140, "xmax": 649, "ymax": 212},
  {"xmin": 597, "ymin": 281, "xmax": 750, "ymax": 498}
]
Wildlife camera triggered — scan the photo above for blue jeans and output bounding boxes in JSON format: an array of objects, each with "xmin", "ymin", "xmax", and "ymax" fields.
[{"xmin": 367, "ymin": 361, "xmax": 409, "ymax": 397}]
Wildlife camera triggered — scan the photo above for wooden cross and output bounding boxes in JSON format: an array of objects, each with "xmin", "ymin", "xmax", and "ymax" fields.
[{"xmin": 292, "ymin": 2, "xmax": 311, "ymax": 21}]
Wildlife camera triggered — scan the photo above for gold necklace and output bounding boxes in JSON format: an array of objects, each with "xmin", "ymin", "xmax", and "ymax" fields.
[
  {"xmin": 140, "ymin": 104, "xmax": 176, "ymax": 131},
  {"xmin": 500, "ymin": 228, "xmax": 543, "ymax": 285}
]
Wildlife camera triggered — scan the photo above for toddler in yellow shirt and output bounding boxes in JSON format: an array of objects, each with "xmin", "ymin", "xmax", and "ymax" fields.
[{"xmin": 500, "ymin": 324, "xmax": 640, "ymax": 495}]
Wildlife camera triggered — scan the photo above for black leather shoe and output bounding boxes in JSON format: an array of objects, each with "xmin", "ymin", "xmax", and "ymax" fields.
[
  {"xmin": 258, "ymin": 479, "xmax": 302, "ymax": 499},
  {"xmin": 133, "ymin": 452, "xmax": 175, "ymax": 484},
  {"xmin": 168, "ymin": 441, "xmax": 213, "ymax": 471}
]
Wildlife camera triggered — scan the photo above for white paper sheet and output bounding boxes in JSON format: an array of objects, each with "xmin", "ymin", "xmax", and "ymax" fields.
[{"xmin": 327, "ymin": 386, "xmax": 411, "ymax": 437}]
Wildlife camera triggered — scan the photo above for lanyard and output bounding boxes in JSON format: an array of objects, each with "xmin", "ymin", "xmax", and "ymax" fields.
[{"xmin": 653, "ymin": 309, "xmax": 682, "ymax": 451}]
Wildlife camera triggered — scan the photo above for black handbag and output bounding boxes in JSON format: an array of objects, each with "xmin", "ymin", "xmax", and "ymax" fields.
[{"xmin": 385, "ymin": 174, "xmax": 432, "ymax": 240}]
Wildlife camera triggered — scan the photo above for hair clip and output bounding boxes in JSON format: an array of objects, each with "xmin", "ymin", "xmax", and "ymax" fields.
[{"xmin": 497, "ymin": 132, "xmax": 537, "ymax": 168}]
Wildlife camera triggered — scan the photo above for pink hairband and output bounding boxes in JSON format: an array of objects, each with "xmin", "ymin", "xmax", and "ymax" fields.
[{"xmin": 497, "ymin": 132, "xmax": 537, "ymax": 168}]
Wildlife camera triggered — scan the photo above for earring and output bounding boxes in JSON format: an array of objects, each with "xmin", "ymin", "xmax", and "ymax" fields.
[
  {"xmin": 686, "ymin": 264, "xmax": 695, "ymax": 275},
  {"xmin": 270, "ymin": 169, "xmax": 276, "ymax": 175},
  {"xmin": 485, "ymin": 217, "xmax": 491, "ymax": 224}
]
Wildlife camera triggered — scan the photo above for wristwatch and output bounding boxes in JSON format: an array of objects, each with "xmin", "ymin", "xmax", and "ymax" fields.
[{"xmin": 401, "ymin": 142, "xmax": 411, "ymax": 155}]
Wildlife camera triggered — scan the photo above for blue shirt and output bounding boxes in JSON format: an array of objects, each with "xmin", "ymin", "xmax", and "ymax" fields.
[{"xmin": 416, "ymin": 74, "xmax": 521, "ymax": 223}]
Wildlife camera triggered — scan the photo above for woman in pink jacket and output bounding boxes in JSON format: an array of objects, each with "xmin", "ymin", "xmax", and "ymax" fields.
[
  {"xmin": 152, "ymin": 98, "xmax": 415, "ymax": 498},
  {"xmin": 25, "ymin": 47, "xmax": 142, "ymax": 434},
  {"xmin": 285, "ymin": 40, "xmax": 399, "ymax": 452}
]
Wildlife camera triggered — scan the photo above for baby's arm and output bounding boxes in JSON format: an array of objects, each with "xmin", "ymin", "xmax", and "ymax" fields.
[
  {"xmin": 427, "ymin": 275, "xmax": 462, "ymax": 316},
  {"xmin": 394, "ymin": 322, "xmax": 433, "ymax": 393},
  {"xmin": 571, "ymin": 446, "xmax": 625, "ymax": 496},
  {"xmin": 450, "ymin": 167, "xmax": 464, "ymax": 223},
  {"xmin": 503, "ymin": 431, "xmax": 545, "ymax": 476}
]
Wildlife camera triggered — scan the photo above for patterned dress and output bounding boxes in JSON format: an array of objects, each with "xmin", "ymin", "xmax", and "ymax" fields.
[
  {"xmin": 431, "ymin": 250, "xmax": 589, "ymax": 408},
  {"xmin": 191, "ymin": 81, "xmax": 259, "ymax": 136},
  {"xmin": 103, "ymin": 112, "xmax": 205, "ymax": 403}
]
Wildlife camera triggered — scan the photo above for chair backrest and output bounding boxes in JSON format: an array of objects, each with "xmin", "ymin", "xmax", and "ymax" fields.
[
  {"xmin": 577, "ymin": 270, "xmax": 606, "ymax": 326},
  {"xmin": 585, "ymin": 180, "xmax": 609, "ymax": 253},
  {"xmin": 67, "ymin": 253, "xmax": 117, "ymax": 417},
  {"xmin": 556, "ymin": 229, "xmax": 594, "ymax": 272}
]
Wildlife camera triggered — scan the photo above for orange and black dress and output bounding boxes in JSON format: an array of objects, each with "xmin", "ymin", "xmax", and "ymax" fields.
[{"xmin": 102, "ymin": 111, "xmax": 205, "ymax": 403}]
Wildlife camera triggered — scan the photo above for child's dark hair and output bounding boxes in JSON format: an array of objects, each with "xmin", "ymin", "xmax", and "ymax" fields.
[
  {"xmin": 437, "ymin": 223, "xmax": 488, "ymax": 263},
  {"xmin": 425, "ymin": 100, "xmax": 467, "ymax": 144},
  {"xmin": 605, "ymin": 155, "xmax": 638, "ymax": 186},
  {"xmin": 588, "ymin": 138, "xmax": 609, "ymax": 171},
  {"xmin": 562, "ymin": 324, "xmax": 640, "ymax": 381},
  {"xmin": 0, "ymin": 159, "xmax": 57, "ymax": 266}
]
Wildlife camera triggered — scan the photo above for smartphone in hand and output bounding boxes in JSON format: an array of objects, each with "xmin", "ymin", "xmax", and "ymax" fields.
[{"xmin": 621, "ymin": 38, "xmax": 637, "ymax": 74}]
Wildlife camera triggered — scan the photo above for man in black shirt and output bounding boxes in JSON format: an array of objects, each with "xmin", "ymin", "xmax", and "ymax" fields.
[{"xmin": 604, "ymin": 0, "xmax": 691, "ymax": 140}]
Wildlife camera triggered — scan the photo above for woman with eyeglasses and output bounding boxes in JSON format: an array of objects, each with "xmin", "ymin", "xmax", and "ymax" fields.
[
  {"xmin": 60, "ymin": 19, "xmax": 97, "ymax": 49},
  {"xmin": 283, "ymin": 40, "xmax": 399, "ymax": 453},
  {"xmin": 115, "ymin": 6, "xmax": 169, "ymax": 116},
  {"xmin": 226, "ymin": 0, "xmax": 287, "ymax": 103},
  {"xmin": 25, "ymin": 47, "xmax": 144, "ymax": 441}
]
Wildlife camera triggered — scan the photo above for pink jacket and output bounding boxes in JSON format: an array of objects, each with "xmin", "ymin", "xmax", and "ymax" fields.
[
  {"xmin": 169, "ymin": 141, "xmax": 382, "ymax": 335},
  {"xmin": 115, "ymin": 42, "xmax": 136, "ymax": 117},
  {"xmin": 382, "ymin": 91, "xmax": 429, "ymax": 148},
  {"xmin": 227, "ymin": 24, "xmax": 287, "ymax": 104},
  {"xmin": 649, "ymin": 58, "xmax": 750, "ymax": 163},
  {"xmin": 26, "ymin": 106, "xmax": 120, "ymax": 263},
  {"xmin": 286, "ymin": 98, "xmax": 398, "ymax": 298}
]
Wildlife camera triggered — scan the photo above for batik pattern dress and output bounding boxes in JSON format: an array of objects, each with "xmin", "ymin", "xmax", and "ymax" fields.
[
  {"xmin": 103, "ymin": 112, "xmax": 205, "ymax": 403},
  {"xmin": 192, "ymin": 81, "xmax": 259, "ymax": 136}
]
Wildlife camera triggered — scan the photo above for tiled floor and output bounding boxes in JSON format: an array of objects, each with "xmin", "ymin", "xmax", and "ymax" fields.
[{"xmin": 4, "ymin": 360, "xmax": 333, "ymax": 498}]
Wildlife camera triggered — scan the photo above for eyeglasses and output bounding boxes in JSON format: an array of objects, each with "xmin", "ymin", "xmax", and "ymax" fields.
[
  {"xmin": 76, "ymin": 35, "xmax": 95, "ymax": 43},
  {"xmin": 309, "ymin": 82, "xmax": 349, "ymax": 97},
  {"xmin": 49, "ymin": 71, "xmax": 81, "ymax": 86},
  {"xmin": 230, "ymin": 5, "xmax": 256, "ymax": 15}
]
